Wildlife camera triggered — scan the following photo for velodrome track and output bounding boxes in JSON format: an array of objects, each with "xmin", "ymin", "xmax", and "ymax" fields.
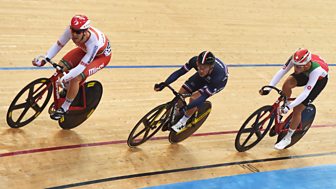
[{"xmin": 0, "ymin": 0, "xmax": 335, "ymax": 188}]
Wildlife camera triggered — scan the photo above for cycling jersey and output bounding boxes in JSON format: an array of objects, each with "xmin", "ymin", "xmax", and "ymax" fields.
[
  {"xmin": 269, "ymin": 54, "xmax": 328, "ymax": 108},
  {"xmin": 164, "ymin": 56, "xmax": 229, "ymax": 109},
  {"xmin": 45, "ymin": 26, "xmax": 111, "ymax": 82}
]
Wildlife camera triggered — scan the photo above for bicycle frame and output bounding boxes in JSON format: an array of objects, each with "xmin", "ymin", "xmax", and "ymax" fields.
[
  {"xmin": 38, "ymin": 58, "xmax": 88, "ymax": 112},
  {"xmin": 161, "ymin": 85, "xmax": 191, "ymax": 130},
  {"xmin": 261, "ymin": 86, "xmax": 304, "ymax": 134}
]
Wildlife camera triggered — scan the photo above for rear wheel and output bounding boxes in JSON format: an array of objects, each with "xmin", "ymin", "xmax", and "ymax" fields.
[
  {"xmin": 6, "ymin": 78, "xmax": 52, "ymax": 128},
  {"xmin": 127, "ymin": 103, "xmax": 169, "ymax": 147},
  {"xmin": 168, "ymin": 101, "xmax": 212, "ymax": 144},
  {"xmin": 276, "ymin": 104, "xmax": 316, "ymax": 149},
  {"xmin": 235, "ymin": 105, "xmax": 274, "ymax": 152},
  {"xmin": 58, "ymin": 80, "xmax": 103, "ymax": 129}
]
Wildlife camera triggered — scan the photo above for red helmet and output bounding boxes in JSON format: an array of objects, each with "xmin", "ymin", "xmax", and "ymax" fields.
[
  {"xmin": 292, "ymin": 48, "xmax": 311, "ymax": 65},
  {"xmin": 70, "ymin": 15, "xmax": 90, "ymax": 30}
]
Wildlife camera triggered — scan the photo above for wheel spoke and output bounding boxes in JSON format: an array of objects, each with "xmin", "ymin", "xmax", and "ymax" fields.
[
  {"xmin": 241, "ymin": 127, "xmax": 254, "ymax": 133},
  {"xmin": 253, "ymin": 111, "xmax": 261, "ymax": 127},
  {"xmin": 27, "ymin": 85, "xmax": 34, "ymax": 99},
  {"xmin": 242, "ymin": 132, "xmax": 254, "ymax": 147},
  {"xmin": 30, "ymin": 103, "xmax": 42, "ymax": 113},
  {"xmin": 16, "ymin": 107, "xmax": 30, "ymax": 123},
  {"xmin": 12, "ymin": 102, "xmax": 28, "ymax": 110},
  {"xmin": 254, "ymin": 128, "xmax": 262, "ymax": 138},
  {"xmin": 132, "ymin": 127, "xmax": 149, "ymax": 139}
]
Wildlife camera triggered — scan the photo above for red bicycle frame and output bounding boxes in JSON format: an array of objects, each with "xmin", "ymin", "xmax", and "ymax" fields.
[
  {"xmin": 49, "ymin": 71, "xmax": 87, "ymax": 111},
  {"xmin": 34, "ymin": 57, "xmax": 88, "ymax": 112},
  {"xmin": 257, "ymin": 96, "xmax": 304, "ymax": 135}
]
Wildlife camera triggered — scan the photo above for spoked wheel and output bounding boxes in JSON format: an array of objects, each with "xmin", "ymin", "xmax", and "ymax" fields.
[
  {"xmin": 276, "ymin": 104, "xmax": 316, "ymax": 149},
  {"xmin": 168, "ymin": 101, "xmax": 212, "ymax": 144},
  {"xmin": 235, "ymin": 105, "xmax": 275, "ymax": 152},
  {"xmin": 6, "ymin": 78, "xmax": 52, "ymax": 128},
  {"xmin": 127, "ymin": 103, "xmax": 169, "ymax": 147}
]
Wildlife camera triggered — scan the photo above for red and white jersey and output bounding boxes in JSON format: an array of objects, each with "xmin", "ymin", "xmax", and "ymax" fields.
[
  {"xmin": 269, "ymin": 54, "xmax": 328, "ymax": 109},
  {"xmin": 46, "ymin": 26, "xmax": 110, "ymax": 65}
]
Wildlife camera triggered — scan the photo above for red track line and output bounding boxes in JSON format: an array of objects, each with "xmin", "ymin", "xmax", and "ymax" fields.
[{"xmin": 0, "ymin": 124, "xmax": 335, "ymax": 158}]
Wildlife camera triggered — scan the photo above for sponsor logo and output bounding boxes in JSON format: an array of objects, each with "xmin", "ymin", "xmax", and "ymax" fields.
[{"xmin": 88, "ymin": 63, "xmax": 105, "ymax": 76}]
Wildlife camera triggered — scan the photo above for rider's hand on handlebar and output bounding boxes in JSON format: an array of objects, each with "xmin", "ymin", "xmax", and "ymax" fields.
[
  {"xmin": 280, "ymin": 106, "xmax": 290, "ymax": 114},
  {"xmin": 32, "ymin": 57, "xmax": 46, "ymax": 67},
  {"xmin": 154, "ymin": 82, "xmax": 166, "ymax": 91},
  {"xmin": 57, "ymin": 74, "xmax": 67, "ymax": 89},
  {"xmin": 259, "ymin": 88, "xmax": 270, "ymax": 95}
]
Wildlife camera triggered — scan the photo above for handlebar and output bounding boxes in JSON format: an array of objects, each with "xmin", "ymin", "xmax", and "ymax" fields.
[
  {"xmin": 165, "ymin": 84, "xmax": 191, "ymax": 100},
  {"xmin": 36, "ymin": 55, "xmax": 64, "ymax": 72},
  {"xmin": 261, "ymin": 85, "xmax": 288, "ymax": 103}
]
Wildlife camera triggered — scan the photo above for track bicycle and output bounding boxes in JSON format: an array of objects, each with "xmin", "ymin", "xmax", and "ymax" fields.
[
  {"xmin": 235, "ymin": 85, "xmax": 316, "ymax": 152},
  {"xmin": 6, "ymin": 56, "xmax": 103, "ymax": 129},
  {"xmin": 127, "ymin": 84, "xmax": 212, "ymax": 147}
]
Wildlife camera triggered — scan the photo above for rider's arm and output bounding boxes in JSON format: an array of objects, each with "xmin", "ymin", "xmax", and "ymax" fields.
[
  {"xmin": 186, "ymin": 81, "xmax": 220, "ymax": 110},
  {"xmin": 164, "ymin": 57, "xmax": 196, "ymax": 84},
  {"xmin": 46, "ymin": 27, "xmax": 71, "ymax": 59},
  {"xmin": 61, "ymin": 41, "xmax": 100, "ymax": 82},
  {"xmin": 164, "ymin": 67, "xmax": 188, "ymax": 85},
  {"xmin": 269, "ymin": 57, "xmax": 293, "ymax": 86},
  {"xmin": 287, "ymin": 67, "xmax": 324, "ymax": 109}
]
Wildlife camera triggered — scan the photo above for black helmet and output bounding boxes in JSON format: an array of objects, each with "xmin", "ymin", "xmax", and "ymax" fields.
[{"xmin": 197, "ymin": 51, "xmax": 215, "ymax": 65}]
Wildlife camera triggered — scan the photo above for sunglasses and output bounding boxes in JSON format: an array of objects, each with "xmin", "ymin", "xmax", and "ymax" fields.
[
  {"xmin": 294, "ymin": 64, "xmax": 306, "ymax": 68},
  {"xmin": 70, "ymin": 28, "xmax": 85, "ymax": 34}
]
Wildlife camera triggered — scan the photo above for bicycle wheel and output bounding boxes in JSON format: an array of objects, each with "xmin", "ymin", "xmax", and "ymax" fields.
[
  {"xmin": 235, "ymin": 105, "xmax": 274, "ymax": 152},
  {"xmin": 276, "ymin": 104, "xmax": 316, "ymax": 149},
  {"xmin": 168, "ymin": 101, "xmax": 212, "ymax": 144},
  {"xmin": 58, "ymin": 80, "xmax": 103, "ymax": 130},
  {"xmin": 127, "ymin": 103, "xmax": 169, "ymax": 147},
  {"xmin": 6, "ymin": 78, "xmax": 52, "ymax": 128}
]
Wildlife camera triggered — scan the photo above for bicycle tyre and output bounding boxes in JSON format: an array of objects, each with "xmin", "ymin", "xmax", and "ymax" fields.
[
  {"xmin": 235, "ymin": 105, "xmax": 274, "ymax": 152},
  {"xmin": 58, "ymin": 80, "xmax": 103, "ymax": 130},
  {"xmin": 168, "ymin": 101, "xmax": 212, "ymax": 144},
  {"xmin": 127, "ymin": 103, "xmax": 169, "ymax": 147},
  {"xmin": 6, "ymin": 78, "xmax": 52, "ymax": 128},
  {"xmin": 276, "ymin": 104, "xmax": 316, "ymax": 149}
]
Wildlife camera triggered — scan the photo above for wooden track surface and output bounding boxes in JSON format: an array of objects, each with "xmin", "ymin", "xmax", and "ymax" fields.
[{"xmin": 0, "ymin": 0, "xmax": 335, "ymax": 188}]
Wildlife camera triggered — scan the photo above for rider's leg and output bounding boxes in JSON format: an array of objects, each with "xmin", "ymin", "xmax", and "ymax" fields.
[
  {"xmin": 171, "ymin": 91, "xmax": 201, "ymax": 132},
  {"xmin": 184, "ymin": 91, "xmax": 201, "ymax": 117},
  {"xmin": 281, "ymin": 75, "xmax": 297, "ymax": 98},
  {"xmin": 60, "ymin": 75, "xmax": 83, "ymax": 112},
  {"xmin": 289, "ymin": 104, "xmax": 306, "ymax": 130},
  {"xmin": 274, "ymin": 76, "xmax": 297, "ymax": 149},
  {"xmin": 177, "ymin": 83, "xmax": 203, "ymax": 116},
  {"xmin": 171, "ymin": 73, "xmax": 208, "ymax": 132}
]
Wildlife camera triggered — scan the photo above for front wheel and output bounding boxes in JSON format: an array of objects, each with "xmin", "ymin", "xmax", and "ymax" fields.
[
  {"xmin": 127, "ymin": 103, "xmax": 169, "ymax": 147},
  {"xmin": 6, "ymin": 78, "xmax": 52, "ymax": 128},
  {"xmin": 235, "ymin": 105, "xmax": 274, "ymax": 152}
]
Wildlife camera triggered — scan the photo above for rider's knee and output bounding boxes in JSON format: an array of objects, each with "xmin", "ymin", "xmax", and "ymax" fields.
[
  {"xmin": 58, "ymin": 61, "xmax": 69, "ymax": 72},
  {"xmin": 70, "ymin": 75, "xmax": 83, "ymax": 85},
  {"xmin": 292, "ymin": 104, "xmax": 305, "ymax": 116},
  {"xmin": 189, "ymin": 92, "xmax": 201, "ymax": 102},
  {"xmin": 282, "ymin": 76, "xmax": 297, "ymax": 90}
]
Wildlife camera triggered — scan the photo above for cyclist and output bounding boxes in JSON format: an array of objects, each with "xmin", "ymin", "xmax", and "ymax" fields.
[
  {"xmin": 260, "ymin": 48, "xmax": 328, "ymax": 150},
  {"xmin": 154, "ymin": 51, "xmax": 229, "ymax": 132},
  {"xmin": 32, "ymin": 15, "xmax": 112, "ymax": 120}
]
